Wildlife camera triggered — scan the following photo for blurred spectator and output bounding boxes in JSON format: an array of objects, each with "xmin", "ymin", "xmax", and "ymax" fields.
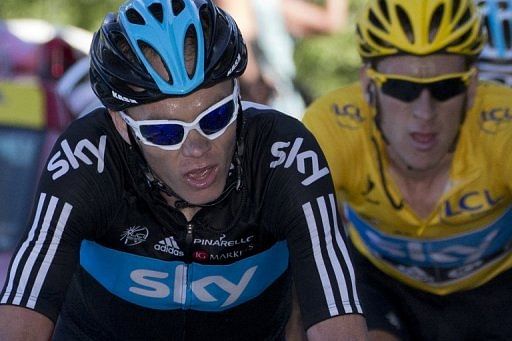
[
  {"xmin": 37, "ymin": 37, "xmax": 79, "ymax": 82},
  {"xmin": 216, "ymin": 0, "xmax": 348, "ymax": 119},
  {"xmin": 477, "ymin": 0, "xmax": 512, "ymax": 85},
  {"xmin": 0, "ymin": 21, "xmax": 38, "ymax": 78},
  {"xmin": 56, "ymin": 56, "xmax": 103, "ymax": 118},
  {"xmin": 213, "ymin": 0, "xmax": 275, "ymax": 105}
]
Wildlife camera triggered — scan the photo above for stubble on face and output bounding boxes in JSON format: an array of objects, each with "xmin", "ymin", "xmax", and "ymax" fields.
[{"xmin": 374, "ymin": 55, "xmax": 468, "ymax": 175}]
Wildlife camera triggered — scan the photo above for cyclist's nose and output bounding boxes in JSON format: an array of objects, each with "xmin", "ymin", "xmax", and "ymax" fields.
[
  {"xmin": 180, "ymin": 128, "xmax": 211, "ymax": 157},
  {"xmin": 411, "ymin": 89, "xmax": 436, "ymax": 121}
]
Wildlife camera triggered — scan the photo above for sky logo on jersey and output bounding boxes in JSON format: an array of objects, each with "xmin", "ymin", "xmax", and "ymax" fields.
[
  {"xmin": 348, "ymin": 206, "xmax": 512, "ymax": 279},
  {"xmin": 80, "ymin": 240, "xmax": 289, "ymax": 311},
  {"xmin": 270, "ymin": 137, "xmax": 329, "ymax": 186},
  {"xmin": 47, "ymin": 135, "xmax": 107, "ymax": 180},
  {"xmin": 154, "ymin": 236, "xmax": 184, "ymax": 257}
]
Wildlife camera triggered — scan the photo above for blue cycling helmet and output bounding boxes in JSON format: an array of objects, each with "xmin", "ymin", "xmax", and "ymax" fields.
[
  {"xmin": 477, "ymin": 0, "xmax": 512, "ymax": 84},
  {"xmin": 90, "ymin": 0, "xmax": 247, "ymax": 110}
]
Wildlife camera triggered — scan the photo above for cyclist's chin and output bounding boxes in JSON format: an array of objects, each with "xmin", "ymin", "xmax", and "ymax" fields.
[
  {"xmin": 399, "ymin": 151, "xmax": 448, "ymax": 172},
  {"xmin": 178, "ymin": 175, "xmax": 227, "ymax": 205}
]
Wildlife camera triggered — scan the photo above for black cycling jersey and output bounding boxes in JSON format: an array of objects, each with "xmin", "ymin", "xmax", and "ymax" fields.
[{"xmin": 1, "ymin": 104, "xmax": 362, "ymax": 340}]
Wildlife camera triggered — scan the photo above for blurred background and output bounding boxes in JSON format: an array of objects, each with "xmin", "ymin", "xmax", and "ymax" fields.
[
  {"xmin": 0, "ymin": 0, "xmax": 366, "ymax": 99},
  {"xmin": 0, "ymin": 0, "xmax": 365, "ymax": 287}
]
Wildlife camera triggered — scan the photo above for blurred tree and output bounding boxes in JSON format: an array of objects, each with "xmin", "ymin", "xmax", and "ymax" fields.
[
  {"xmin": 294, "ymin": 0, "xmax": 366, "ymax": 101},
  {"xmin": 0, "ymin": 0, "xmax": 118, "ymax": 31}
]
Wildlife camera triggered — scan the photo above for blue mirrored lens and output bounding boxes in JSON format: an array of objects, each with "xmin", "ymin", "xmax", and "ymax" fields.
[
  {"xmin": 140, "ymin": 124, "xmax": 184, "ymax": 145},
  {"xmin": 199, "ymin": 101, "xmax": 235, "ymax": 135}
]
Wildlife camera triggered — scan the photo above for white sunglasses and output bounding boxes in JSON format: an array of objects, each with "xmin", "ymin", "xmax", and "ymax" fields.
[{"xmin": 119, "ymin": 80, "xmax": 239, "ymax": 150}]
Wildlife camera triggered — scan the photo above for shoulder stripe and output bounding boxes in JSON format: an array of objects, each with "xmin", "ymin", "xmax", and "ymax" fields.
[
  {"xmin": 328, "ymin": 194, "xmax": 362, "ymax": 314},
  {"xmin": 302, "ymin": 194, "xmax": 362, "ymax": 316},
  {"xmin": 303, "ymin": 199, "xmax": 338, "ymax": 315},
  {"xmin": 26, "ymin": 201, "xmax": 72, "ymax": 308},
  {"xmin": 1, "ymin": 193, "xmax": 72, "ymax": 307},
  {"xmin": 1, "ymin": 193, "xmax": 47, "ymax": 304}
]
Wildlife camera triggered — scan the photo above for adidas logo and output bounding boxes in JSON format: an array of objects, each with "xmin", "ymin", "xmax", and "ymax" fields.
[{"xmin": 154, "ymin": 236, "xmax": 184, "ymax": 257}]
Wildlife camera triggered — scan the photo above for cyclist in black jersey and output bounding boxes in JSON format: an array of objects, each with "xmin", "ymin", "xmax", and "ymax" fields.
[{"xmin": 0, "ymin": 0, "xmax": 366, "ymax": 340}]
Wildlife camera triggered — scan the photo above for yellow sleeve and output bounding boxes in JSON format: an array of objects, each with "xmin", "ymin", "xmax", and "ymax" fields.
[
  {"xmin": 504, "ymin": 135, "xmax": 512, "ymax": 191},
  {"xmin": 302, "ymin": 84, "xmax": 366, "ymax": 194}
]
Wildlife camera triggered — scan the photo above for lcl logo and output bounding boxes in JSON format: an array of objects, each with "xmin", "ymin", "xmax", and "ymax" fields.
[{"xmin": 480, "ymin": 107, "xmax": 512, "ymax": 134}]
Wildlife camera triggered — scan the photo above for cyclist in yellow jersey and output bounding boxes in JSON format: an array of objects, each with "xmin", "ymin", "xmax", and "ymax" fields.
[{"xmin": 303, "ymin": 0, "xmax": 512, "ymax": 340}]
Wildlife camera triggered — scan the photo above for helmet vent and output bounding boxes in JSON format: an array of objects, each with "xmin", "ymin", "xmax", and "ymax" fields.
[
  {"xmin": 148, "ymin": 3, "xmax": 164, "ymax": 23},
  {"xmin": 368, "ymin": 30, "xmax": 392, "ymax": 49},
  {"xmin": 395, "ymin": 5, "xmax": 414, "ymax": 43},
  {"xmin": 377, "ymin": 0, "xmax": 390, "ymax": 22},
  {"xmin": 138, "ymin": 40, "xmax": 173, "ymax": 83},
  {"xmin": 126, "ymin": 9, "xmax": 146, "ymax": 25},
  {"xmin": 429, "ymin": 4, "xmax": 444, "ymax": 42},
  {"xmin": 452, "ymin": 0, "xmax": 461, "ymax": 20},
  {"xmin": 456, "ymin": 7, "xmax": 471, "ymax": 29},
  {"xmin": 452, "ymin": 30, "xmax": 472, "ymax": 47},
  {"xmin": 114, "ymin": 32, "xmax": 138, "ymax": 64},
  {"xmin": 171, "ymin": 0, "xmax": 185, "ymax": 16},
  {"xmin": 184, "ymin": 26, "xmax": 198, "ymax": 78},
  {"xmin": 369, "ymin": 9, "xmax": 386, "ymax": 31},
  {"xmin": 199, "ymin": 6, "xmax": 213, "ymax": 51}
]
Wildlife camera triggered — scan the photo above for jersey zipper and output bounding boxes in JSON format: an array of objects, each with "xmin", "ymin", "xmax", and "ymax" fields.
[
  {"xmin": 184, "ymin": 222, "xmax": 194, "ymax": 310},
  {"xmin": 185, "ymin": 222, "xmax": 194, "ymax": 261}
]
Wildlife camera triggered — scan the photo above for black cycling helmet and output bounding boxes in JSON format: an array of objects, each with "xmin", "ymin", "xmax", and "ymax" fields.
[{"xmin": 90, "ymin": 0, "xmax": 247, "ymax": 111}]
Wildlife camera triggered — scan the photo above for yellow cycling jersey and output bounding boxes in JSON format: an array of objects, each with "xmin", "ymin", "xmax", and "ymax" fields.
[{"xmin": 303, "ymin": 81, "xmax": 512, "ymax": 295}]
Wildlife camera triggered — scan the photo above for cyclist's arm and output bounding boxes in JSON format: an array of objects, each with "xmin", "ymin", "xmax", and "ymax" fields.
[
  {"xmin": 285, "ymin": 288, "xmax": 367, "ymax": 341},
  {"xmin": 285, "ymin": 284, "xmax": 307, "ymax": 341},
  {"xmin": 0, "ymin": 117, "xmax": 117, "ymax": 335},
  {"xmin": 0, "ymin": 305, "xmax": 53, "ymax": 341},
  {"xmin": 308, "ymin": 314, "xmax": 368, "ymax": 341},
  {"xmin": 261, "ymin": 115, "xmax": 366, "ymax": 339}
]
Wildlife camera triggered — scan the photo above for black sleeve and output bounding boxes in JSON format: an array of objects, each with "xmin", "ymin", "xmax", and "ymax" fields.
[
  {"xmin": 256, "ymin": 113, "xmax": 363, "ymax": 329},
  {"xmin": 0, "ymin": 112, "xmax": 122, "ymax": 322}
]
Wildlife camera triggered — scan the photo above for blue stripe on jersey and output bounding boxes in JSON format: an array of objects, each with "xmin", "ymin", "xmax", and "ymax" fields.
[
  {"xmin": 347, "ymin": 206, "xmax": 512, "ymax": 268},
  {"xmin": 80, "ymin": 240, "xmax": 289, "ymax": 311}
]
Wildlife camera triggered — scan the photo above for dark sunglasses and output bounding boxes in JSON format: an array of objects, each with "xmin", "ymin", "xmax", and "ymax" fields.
[
  {"xmin": 119, "ymin": 80, "xmax": 239, "ymax": 150},
  {"xmin": 366, "ymin": 68, "xmax": 476, "ymax": 102}
]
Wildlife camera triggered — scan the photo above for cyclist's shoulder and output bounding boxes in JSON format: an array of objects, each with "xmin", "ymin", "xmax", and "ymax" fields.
[
  {"xmin": 304, "ymin": 82, "xmax": 366, "ymax": 118},
  {"xmin": 303, "ymin": 83, "xmax": 371, "ymax": 136},
  {"xmin": 460, "ymin": 82, "xmax": 512, "ymax": 160},
  {"xmin": 475, "ymin": 81, "xmax": 512, "ymax": 107},
  {"xmin": 303, "ymin": 83, "xmax": 372, "ymax": 143},
  {"xmin": 467, "ymin": 82, "xmax": 512, "ymax": 137},
  {"xmin": 242, "ymin": 101, "xmax": 310, "ymax": 138},
  {"xmin": 43, "ymin": 107, "xmax": 128, "ymax": 194},
  {"xmin": 59, "ymin": 107, "xmax": 114, "ymax": 142}
]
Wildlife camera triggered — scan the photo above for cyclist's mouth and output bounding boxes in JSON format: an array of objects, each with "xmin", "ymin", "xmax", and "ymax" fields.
[
  {"xmin": 410, "ymin": 132, "xmax": 437, "ymax": 151},
  {"xmin": 184, "ymin": 166, "xmax": 218, "ymax": 189}
]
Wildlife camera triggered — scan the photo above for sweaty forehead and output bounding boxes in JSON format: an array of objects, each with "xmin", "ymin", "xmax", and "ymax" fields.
[
  {"xmin": 128, "ymin": 79, "xmax": 233, "ymax": 121},
  {"xmin": 377, "ymin": 55, "xmax": 467, "ymax": 76}
]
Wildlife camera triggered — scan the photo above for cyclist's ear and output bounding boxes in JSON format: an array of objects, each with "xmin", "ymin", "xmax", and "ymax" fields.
[
  {"xmin": 365, "ymin": 83, "xmax": 376, "ymax": 106},
  {"xmin": 359, "ymin": 64, "xmax": 375, "ymax": 106},
  {"xmin": 109, "ymin": 110, "xmax": 131, "ymax": 144}
]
